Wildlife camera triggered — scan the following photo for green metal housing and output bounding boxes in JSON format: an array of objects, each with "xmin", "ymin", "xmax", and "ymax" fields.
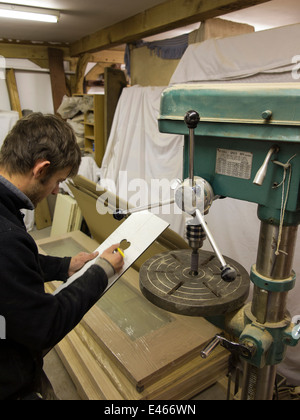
[{"xmin": 159, "ymin": 83, "xmax": 300, "ymax": 225}]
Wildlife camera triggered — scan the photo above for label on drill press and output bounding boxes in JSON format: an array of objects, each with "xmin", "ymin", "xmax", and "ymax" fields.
[{"xmin": 215, "ymin": 148, "xmax": 253, "ymax": 180}]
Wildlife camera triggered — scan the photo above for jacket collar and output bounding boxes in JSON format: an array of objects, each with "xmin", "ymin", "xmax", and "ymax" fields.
[{"xmin": 0, "ymin": 176, "xmax": 34, "ymax": 211}]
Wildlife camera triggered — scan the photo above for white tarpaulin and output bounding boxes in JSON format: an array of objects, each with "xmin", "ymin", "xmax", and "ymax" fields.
[
  {"xmin": 100, "ymin": 86, "xmax": 186, "ymax": 236},
  {"xmin": 171, "ymin": 23, "xmax": 300, "ymax": 85}
]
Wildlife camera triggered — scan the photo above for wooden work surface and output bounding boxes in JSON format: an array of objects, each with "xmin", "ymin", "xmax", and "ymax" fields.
[{"xmin": 39, "ymin": 231, "xmax": 229, "ymax": 399}]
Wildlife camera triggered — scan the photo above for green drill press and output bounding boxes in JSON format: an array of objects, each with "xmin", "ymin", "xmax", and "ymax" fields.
[{"xmin": 139, "ymin": 83, "xmax": 300, "ymax": 400}]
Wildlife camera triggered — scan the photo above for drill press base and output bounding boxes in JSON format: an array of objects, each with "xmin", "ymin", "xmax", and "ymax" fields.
[{"xmin": 140, "ymin": 250, "xmax": 250, "ymax": 316}]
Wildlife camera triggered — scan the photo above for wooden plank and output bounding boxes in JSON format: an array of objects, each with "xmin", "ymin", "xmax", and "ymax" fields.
[
  {"xmin": 70, "ymin": 0, "xmax": 272, "ymax": 56},
  {"xmin": 48, "ymin": 48, "xmax": 69, "ymax": 114},
  {"xmin": 74, "ymin": 53, "xmax": 90, "ymax": 94},
  {"xmin": 85, "ymin": 63, "xmax": 105, "ymax": 81},
  {"xmin": 51, "ymin": 194, "xmax": 82, "ymax": 237},
  {"xmin": 66, "ymin": 329, "xmax": 124, "ymax": 400},
  {"xmin": 35, "ymin": 198, "xmax": 52, "ymax": 230},
  {"xmin": 6, "ymin": 69, "xmax": 22, "ymax": 118},
  {"xmin": 55, "ymin": 336, "xmax": 98, "ymax": 400},
  {"xmin": 74, "ymin": 323, "xmax": 141, "ymax": 400},
  {"xmin": 89, "ymin": 50, "xmax": 125, "ymax": 64},
  {"xmin": 0, "ymin": 42, "xmax": 70, "ymax": 61}
]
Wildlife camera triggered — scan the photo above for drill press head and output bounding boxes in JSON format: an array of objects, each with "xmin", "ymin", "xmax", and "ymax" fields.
[{"xmin": 140, "ymin": 83, "xmax": 300, "ymax": 318}]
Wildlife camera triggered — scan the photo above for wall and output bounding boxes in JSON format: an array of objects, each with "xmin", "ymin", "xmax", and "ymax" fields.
[
  {"xmin": 0, "ymin": 79, "xmax": 11, "ymax": 110},
  {"xmin": 130, "ymin": 46, "xmax": 180, "ymax": 87},
  {"xmin": 1, "ymin": 59, "xmax": 54, "ymax": 114}
]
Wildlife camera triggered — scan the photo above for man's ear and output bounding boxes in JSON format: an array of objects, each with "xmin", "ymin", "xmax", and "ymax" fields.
[{"xmin": 32, "ymin": 160, "xmax": 51, "ymax": 179}]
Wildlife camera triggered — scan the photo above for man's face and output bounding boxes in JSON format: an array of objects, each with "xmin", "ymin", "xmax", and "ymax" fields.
[{"xmin": 26, "ymin": 167, "xmax": 71, "ymax": 207}]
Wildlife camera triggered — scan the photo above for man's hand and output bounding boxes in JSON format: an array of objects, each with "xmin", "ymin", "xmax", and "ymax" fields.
[
  {"xmin": 68, "ymin": 252, "xmax": 99, "ymax": 277},
  {"xmin": 100, "ymin": 244, "xmax": 125, "ymax": 274},
  {"xmin": 68, "ymin": 244, "xmax": 125, "ymax": 278}
]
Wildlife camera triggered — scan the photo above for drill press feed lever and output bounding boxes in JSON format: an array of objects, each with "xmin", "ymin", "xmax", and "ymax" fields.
[
  {"xmin": 200, "ymin": 334, "xmax": 254, "ymax": 360},
  {"xmin": 182, "ymin": 110, "xmax": 237, "ymax": 283},
  {"xmin": 114, "ymin": 173, "xmax": 237, "ymax": 283}
]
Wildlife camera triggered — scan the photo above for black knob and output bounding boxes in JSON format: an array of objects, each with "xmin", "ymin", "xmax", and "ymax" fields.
[
  {"xmin": 113, "ymin": 209, "xmax": 126, "ymax": 221},
  {"xmin": 184, "ymin": 110, "xmax": 200, "ymax": 129},
  {"xmin": 221, "ymin": 265, "xmax": 237, "ymax": 283}
]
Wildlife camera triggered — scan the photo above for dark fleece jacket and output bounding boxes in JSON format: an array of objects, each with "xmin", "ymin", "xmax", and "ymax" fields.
[{"xmin": 0, "ymin": 179, "xmax": 108, "ymax": 400}]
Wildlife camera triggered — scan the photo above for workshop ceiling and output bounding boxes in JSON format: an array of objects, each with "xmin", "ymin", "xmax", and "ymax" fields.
[
  {"xmin": 0, "ymin": 0, "xmax": 299, "ymax": 45},
  {"xmin": 0, "ymin": 0, "xmax": 167, "ymax": 43}
]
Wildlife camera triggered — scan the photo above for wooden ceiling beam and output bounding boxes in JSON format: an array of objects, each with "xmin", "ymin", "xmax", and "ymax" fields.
[
  {"xmin": 0, "ymin": 41, "xmax": 70, "ymax": 61},
  {"xmin": 89, "ymin": 50, "xmax": 125, "ymax": 64},
  {"xmin": 70, "ymin": 0, "xmax": 272, "ymax": 56}
]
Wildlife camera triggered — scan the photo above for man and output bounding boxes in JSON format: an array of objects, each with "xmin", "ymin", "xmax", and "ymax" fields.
[{"xmin": 0, "ymin": 113, "xmax": 124, "ymax": 400}]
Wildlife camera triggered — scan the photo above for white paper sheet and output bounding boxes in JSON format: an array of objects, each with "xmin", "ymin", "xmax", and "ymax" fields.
[{"xmin": 53, "ymin": 212, "xmax": 169, "ymax": 296}]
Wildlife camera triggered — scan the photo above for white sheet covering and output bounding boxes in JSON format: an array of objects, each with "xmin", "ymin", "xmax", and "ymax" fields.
[
  {"xmin": 171, "ymin": 23, "xmax": 300, "ymax": 85},
  {"xmin": 100, "ymin": 86, "xmax": 186, "ymax": 236}
]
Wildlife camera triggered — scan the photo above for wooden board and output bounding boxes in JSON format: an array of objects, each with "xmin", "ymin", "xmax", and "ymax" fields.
[
  {"xmin": 38, "ymin": 230, "xmax": 98, "ymax": 255},
  {"xmin": 51, "ymin": 194, "xmax": 82, "ymax": 237},
  {"xmin": 81, "ymin": 269, "xmax": 221, "ymax": 390},
  {"xmin": 48, "ymin": 48, "xmax": 68, "ymax": 113},
  {"xmin": 35, "ymin": 198, "xmax": 52, "ymax": 230},
  {"xmin": 57, "ymin": 323, "xmax": 229, "ymax": 400},
  {"xmin": 6, "ymin": 68, "xmax": 22, "ymax": 118}
]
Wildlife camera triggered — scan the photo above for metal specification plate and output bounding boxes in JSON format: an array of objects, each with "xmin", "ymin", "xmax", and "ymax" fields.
[{"xmin": 215, "ymin": 148, "xmax": 253, "ymax": 180}]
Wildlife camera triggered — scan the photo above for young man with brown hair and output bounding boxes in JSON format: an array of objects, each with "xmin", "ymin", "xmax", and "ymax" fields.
[{"xmin": 0, "ymin": 113, "xmax": 124, "ymax": 400}]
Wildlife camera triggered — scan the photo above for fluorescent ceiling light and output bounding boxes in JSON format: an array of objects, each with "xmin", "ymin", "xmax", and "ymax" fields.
[{"xmin": 0, "ymin": 3, "xmax": 60, "ymax": 23}]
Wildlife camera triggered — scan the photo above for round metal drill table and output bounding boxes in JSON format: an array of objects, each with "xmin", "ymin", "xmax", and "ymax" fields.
[{"xmin": 140, "ymin": 250, "xmax": 250, "ymax": 316}]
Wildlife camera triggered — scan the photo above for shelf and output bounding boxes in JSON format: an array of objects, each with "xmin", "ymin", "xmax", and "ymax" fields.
[{"xmin": 73, "ymin": 94, "xmax": 105, "ymax": 167}]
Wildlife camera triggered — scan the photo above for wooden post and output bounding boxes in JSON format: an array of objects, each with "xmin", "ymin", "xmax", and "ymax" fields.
[
  {"xmin": 75, "ymin": 53, "xmax": 90, "ymax": 95},
  {"xmin": 48, "ymin": 48, "xmax": 68, "ymax": 114},
  {"xmin": 6, "ymin": 69, "xmax": 22, "ymax": 118}
]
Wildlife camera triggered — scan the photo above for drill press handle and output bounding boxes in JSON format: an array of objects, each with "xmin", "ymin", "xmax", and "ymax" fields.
[
  {"xmin": 194, "ymin": 209, "xmax": 237, "ymax": 283},
  {"xmin": 182, "ymin": 111, "xmax": 237, "ymax": 283}
]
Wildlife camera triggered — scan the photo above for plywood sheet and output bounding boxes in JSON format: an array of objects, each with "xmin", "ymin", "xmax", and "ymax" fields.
[{"xmin": 51, "ymin": 194, "xmax": 82, "ymax": 237}]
